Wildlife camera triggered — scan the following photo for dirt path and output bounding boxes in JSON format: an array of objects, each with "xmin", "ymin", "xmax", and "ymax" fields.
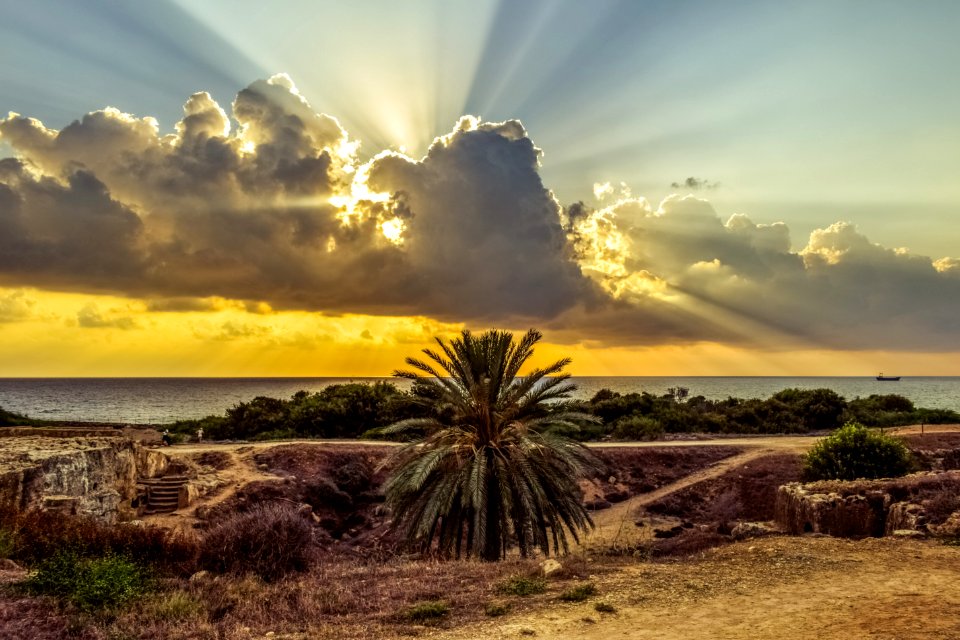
[
  {"xmin": 144, "ymin": 446, "xmax": 282, "ymax": 530},
  {"xmin": 434, "ymin": 536, "xmax": 960, "ymax": 640},
  {"xmin": 585, "ymin": 448, "xmax": 775, "ymax": 549}
]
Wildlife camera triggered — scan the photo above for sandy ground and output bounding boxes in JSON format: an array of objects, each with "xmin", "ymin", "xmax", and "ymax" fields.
[{"xmin": 431, "ymin": 536, "xmax": 960, "ymax": 640}]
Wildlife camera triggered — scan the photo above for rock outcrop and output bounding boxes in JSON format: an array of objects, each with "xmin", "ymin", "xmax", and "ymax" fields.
[
  {"xmin": 0, "ymin": 436, "xmax": 170, "ymax": 522},
  {"xmin": 775, "ymin": 471, "xmax": 960, "ymax": 538}
]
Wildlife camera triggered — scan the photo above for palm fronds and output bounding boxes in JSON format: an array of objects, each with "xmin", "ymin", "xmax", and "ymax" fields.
[{"xmin": 384, "ymin": 329, "xmax": 602, "ymax": 560}]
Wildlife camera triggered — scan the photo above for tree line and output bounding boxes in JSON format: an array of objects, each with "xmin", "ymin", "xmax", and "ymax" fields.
[{"xmin": 166, "ymin": 381, "xmax": 959, "ymax": 442}]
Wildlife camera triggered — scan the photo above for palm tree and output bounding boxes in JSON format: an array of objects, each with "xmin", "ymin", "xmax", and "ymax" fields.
[{"xmin": 383, "ymin": 328, "xmax": 601, "ymax": 561}]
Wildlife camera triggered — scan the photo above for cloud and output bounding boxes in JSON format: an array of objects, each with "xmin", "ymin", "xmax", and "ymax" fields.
[
  {"xmin": 564, "ymin": 196, "xmax": 960, "ymax": 350},
  {"xmin": 670, "ymin": 176, "xmax": 720, "ymax": 190},
  {"xmin": 75, "ymin": 303, "xmax": 138, "ymax": 330},
  {"xmin": 0, "ymin": 289, "xmax": 38, "ymax": 322},
  {"xmin": 2, "ymin": 75, "xmax": 959, "ymax": 351}
]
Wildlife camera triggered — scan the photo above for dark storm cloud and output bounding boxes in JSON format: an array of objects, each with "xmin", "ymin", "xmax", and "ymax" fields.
[{"xmin": 1, "ymin": 75, "xmax": 959, "ymax": 350}]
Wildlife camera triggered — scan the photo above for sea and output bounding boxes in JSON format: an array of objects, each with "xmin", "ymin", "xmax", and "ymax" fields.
[{"xmin": 0, "ymin": 377, "xmax": 958, "ymax": 425}]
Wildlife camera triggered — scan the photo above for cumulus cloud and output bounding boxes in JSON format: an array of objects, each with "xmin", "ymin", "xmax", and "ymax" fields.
[
  {"xmin": 75, "ymin": 303, "xmax": 138, "ymax": 330},
  {"xmin": 1, "ymin": 75, "xmax": 959, "ymax": 351},
  {"xmin": 0, "ymin": 289, "xmax": 38, "ymax": 322},
  {"xmin": 563, "ymin": 195, "xmax": 960, "ymax": 349}
]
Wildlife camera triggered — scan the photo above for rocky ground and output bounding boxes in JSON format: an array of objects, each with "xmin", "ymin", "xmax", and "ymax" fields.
[{"xmin": 2, "ymin": 425, "xmax": 959, "ymax": 639}]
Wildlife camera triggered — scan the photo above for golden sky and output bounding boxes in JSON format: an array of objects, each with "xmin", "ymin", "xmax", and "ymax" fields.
[{"xmin": 1, "ymin": 287, "xmax": 955, "ymax": 377}]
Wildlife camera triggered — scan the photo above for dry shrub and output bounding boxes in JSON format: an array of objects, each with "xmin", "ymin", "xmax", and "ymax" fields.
[
  {"xmin": 199, "ymin": 504, "xmax": 316, "ymax": 581},
  {"xmin": 0, "ymin": 508, "xmax": 198, "ymax": 576},
  {"xmin": 0, "ymin": 594, "xmax": 94, "ymax": 640}
]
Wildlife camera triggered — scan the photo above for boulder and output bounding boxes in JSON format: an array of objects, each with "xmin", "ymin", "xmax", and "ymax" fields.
[
  {"xmin": 885, "ymin": 502, "xmax": 927, "ymax": 535},
  {"xmin": 540, "ymin": 559, "xmax": 562, "ymax": 578}
]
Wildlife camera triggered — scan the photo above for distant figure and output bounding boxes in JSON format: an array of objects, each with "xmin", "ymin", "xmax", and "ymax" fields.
[
  {"xmin": 196, "ymin": 427, "xmax": 203, "ymax": 443},
  {"xmin": 161, "ymin": 429, "xmax": 172, "ymax": 447}
]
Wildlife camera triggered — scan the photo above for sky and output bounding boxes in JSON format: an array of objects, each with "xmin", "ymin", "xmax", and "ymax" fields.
[{"xmin": 0, "ymin": 0, "xmax": 958, "ymax": 376}]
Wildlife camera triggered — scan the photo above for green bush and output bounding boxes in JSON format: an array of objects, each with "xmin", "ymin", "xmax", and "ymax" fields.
[
  {"xmin": 0, "ymin": 405, "xmax": 38, "ymax": 427},
  {"xmin": 559, "ymin": 582, "xmax": 597, "ymax": 602},
  {"xmin": 24, "ymin": 552, "xmax": 151, "ymax": 611},
  {"xmin": 496, "ymin": 575, "xmax": 547, "ymax": 597},
  {"xmin": 803, "ymin": 422, "xmax": 914, "ymax": 481},
  {"xmin": 611, "ymin": 415, "xmax": 663, "ymax": 440},
  {"xmin": 403, "ymin": 600, "xmax": 449, "ymax": 622}
]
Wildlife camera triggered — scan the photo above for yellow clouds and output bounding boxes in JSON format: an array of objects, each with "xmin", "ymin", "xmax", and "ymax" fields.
[{"xmin": 0, "ymin": 287, "xmax": 463, "ymax": 376}]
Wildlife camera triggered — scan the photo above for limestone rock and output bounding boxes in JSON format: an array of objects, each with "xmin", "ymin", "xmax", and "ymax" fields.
[
  {"xmin": 885, "ymin": 502, "xmax": 927, "ymax": 535},
  {"xmin": 930, "ymin": 511, "xmax": 960, "ymax": 538},
  {"xmin": 540, "ymin": 558, "xmax": 563, "ymax": 577},
  {"xmin": 730, "ymin": 521, "xmax": 779, "ymax": 541},
  {"xmin": 0, "ymin": 436, "xmax": 172, "ymax": 522},
  {"xmin": 775, "ymin": 471, "xmax": 960, "ymax": 539}
]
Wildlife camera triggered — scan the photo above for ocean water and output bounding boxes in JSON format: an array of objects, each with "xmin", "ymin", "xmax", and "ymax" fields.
[{"xmin": 0, "ymin": 377, "xmax": 957, "ymax": 425}]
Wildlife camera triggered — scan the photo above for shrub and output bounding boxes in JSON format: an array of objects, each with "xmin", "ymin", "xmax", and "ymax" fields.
[
  {"xmin": 485, "ymin": 601, "xmax": 510, "ymax": 617},
  {"xmin": 0, "ymin": 405, "xmax": 37, "ymax": 426},
  {"xmin": 1, "ymin": 510, "xmax": 198, "ymax": 576},
  {"xmin": 24, "ymin": 551, "xmax": 151, "ymax": 611},
  {"xmin": 612, "ymin": 415, "xmax": 663, "ymax": 440},
  {"xmin": 198, "ymin": 504, "xmax": 315, "ymax": 581},
  {"xmin": 803, "ymin": 422, "xmax": 913, "ymax": 481},
  {"xmin": 402, "ymin": 600, "xmax": 450, "ymax": 622},
  {"xmin": 594, "ymin": 601, "xmax": 617, "ymax": 613},
  {"xmin": 496, "ymin": 575, "xmax": 547, "ymax": 597},
  {"xmin": 559, "ymin": 582, "xmax": 597, "ymax": 602}
]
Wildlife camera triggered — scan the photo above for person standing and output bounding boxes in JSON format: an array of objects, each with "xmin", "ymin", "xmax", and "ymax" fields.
[{"xmin": 196, "ymin": 427, "xmax": 203, "ymax": 443}]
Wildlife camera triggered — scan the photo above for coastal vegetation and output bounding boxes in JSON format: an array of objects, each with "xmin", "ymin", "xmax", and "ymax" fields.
[
  {"xmin": 382, "ymin": 329, "xmax": 601, "ymax": 560},
  {"xmin": 802, "ymin": 421, "xmax": 915, "ymax": 481},
  {"xmin": 0, "ymin": 405, "xmax": 37, "ymax": 427},
  {"xmin": 160, "ymin": 386, "xmax": 959, "ymax": 443}
]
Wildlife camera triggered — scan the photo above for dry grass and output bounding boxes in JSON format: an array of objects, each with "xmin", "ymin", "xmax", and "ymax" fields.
[
  {"xmin": 1, "ymin": 550, "xmax": 625, "ymax": 639},
  {"xmin": 0, "ymin": 508, "xmax": 198, "ymax": 576}
]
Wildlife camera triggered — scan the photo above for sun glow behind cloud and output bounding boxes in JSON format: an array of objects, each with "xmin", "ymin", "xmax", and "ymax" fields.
[{"xmin": 3, "ymin": 0, "xmax": 960, "ymax": 376}]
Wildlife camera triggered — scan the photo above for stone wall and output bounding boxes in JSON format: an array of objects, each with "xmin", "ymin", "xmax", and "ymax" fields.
[
  {"xmin": 0, "ymin": 436, "xmax": 169, "ymax": 522},
  {"xmin": 775, "ymin": 471, "xmax": 960, "ymax": 538}
]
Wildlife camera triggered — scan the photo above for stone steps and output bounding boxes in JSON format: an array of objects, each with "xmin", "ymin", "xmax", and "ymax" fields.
[{"xmin": 142, "ymin": 474, "xmax": 189, "ymax": 514}]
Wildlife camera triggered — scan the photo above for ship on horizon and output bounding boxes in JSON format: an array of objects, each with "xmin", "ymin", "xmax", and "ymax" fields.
[{"xmin": 876, "ymin": 372, "xmax": 902, "ymax": 381}]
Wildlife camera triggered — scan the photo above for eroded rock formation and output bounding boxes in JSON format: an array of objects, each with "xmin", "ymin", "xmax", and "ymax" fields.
[
  {"xmin": 0, "ymin": 436, "xmax": 169, "ymax": 522},
  {"xmin": 775, "ymin": 471, "xmax": 960, "ymax": 538}
]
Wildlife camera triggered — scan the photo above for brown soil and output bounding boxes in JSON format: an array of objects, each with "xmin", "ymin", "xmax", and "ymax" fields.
[{"xmin": 434, "ymin": 536, "xmax": 960, "ymax": 640}]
